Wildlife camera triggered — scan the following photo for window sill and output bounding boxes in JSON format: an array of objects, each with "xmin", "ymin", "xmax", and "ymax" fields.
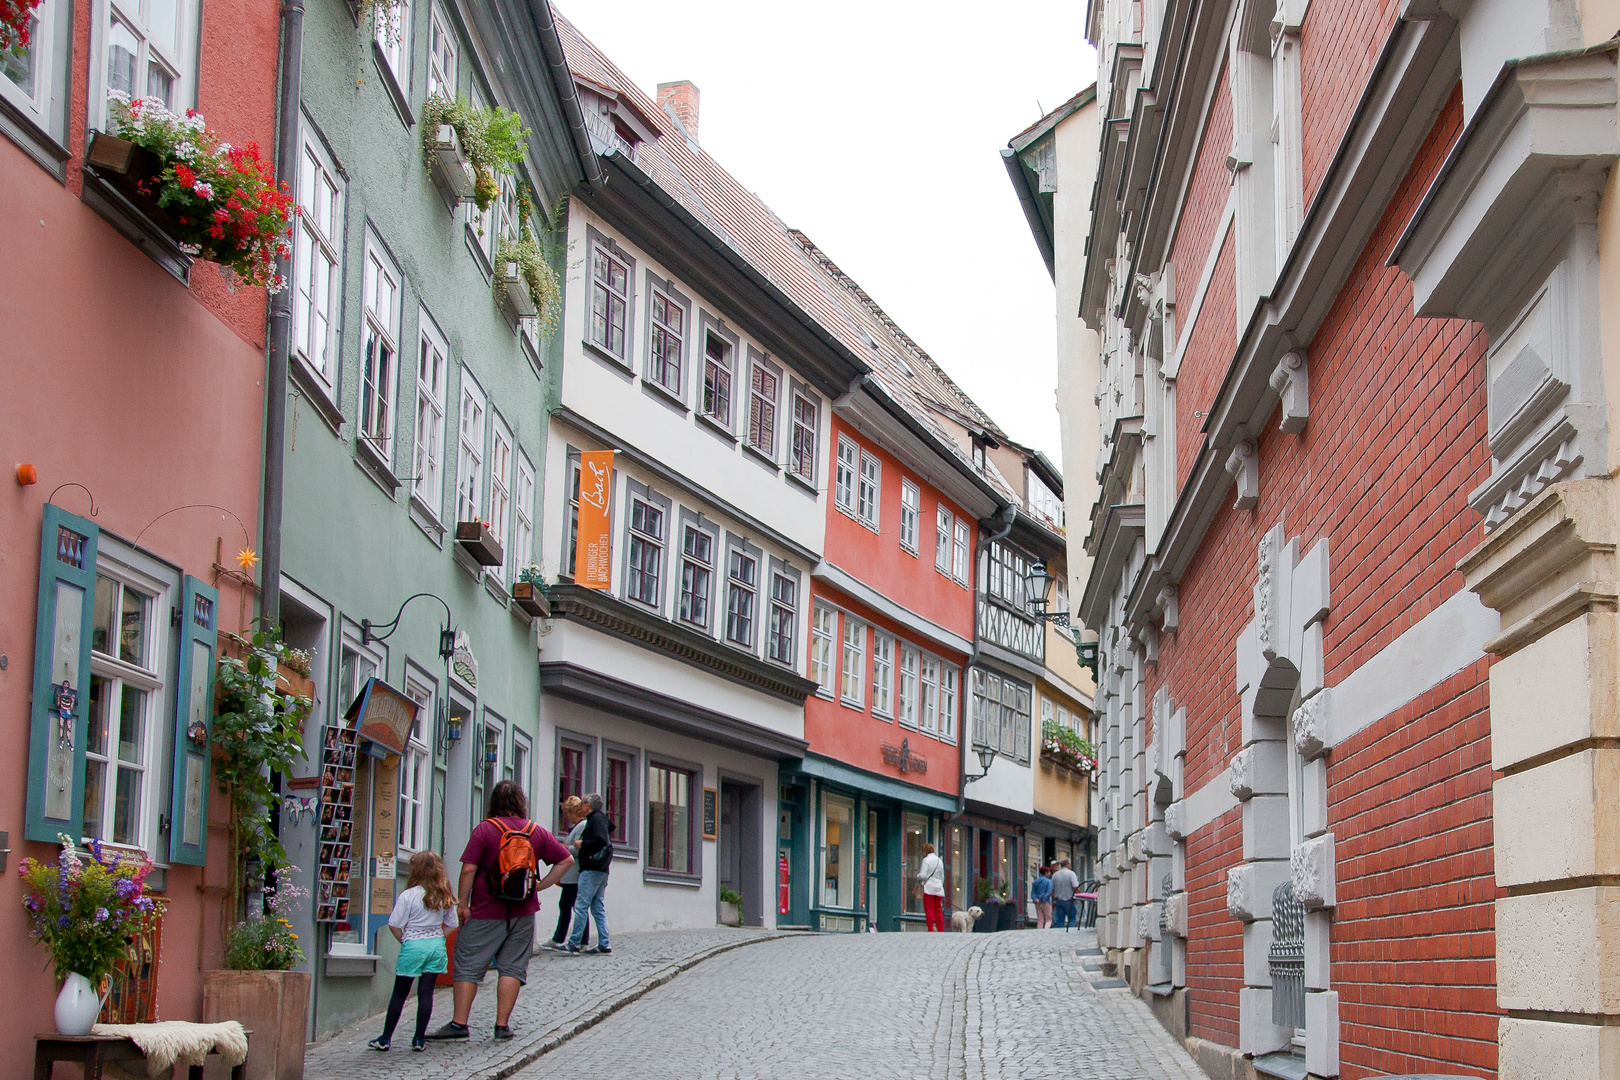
[
  {"xmin": 785, "ymin": 470, "xmax": 818, "ymax": 498},
  {"xmin": 519, "ymin": 330, "xmax": 544, "ymax": 383},
  {"xmin": 290, "ymin": 353, "xmax": 345, "ymax": 436},
  {"xmin": 858, "ymin": 516, "xmax": 881, "ymax": 535},
  {"xmin": 0, "ymin": 93, "xmax": 69, "ymax": 181},
  {"xmin": 583, "ymin": 338, "xmax": 633, "ymax": 377},
  {"xmin": 644, "ymin": 869, "xmax": 702, "ymax": 888},
  {"xmin": 833, "ymin": 501, "xmax": 859, "ymax": 522},
  {"xmin": 323, "ymin": 948, "xmax": 379, "ymax": 978},
  {"xmin": 451, "ymin": 540, "xmax": 486, "ymax": 581},
  {"xmin": 354, "ymin": 436, "xmax": 402, "ymax": 499},
  {"xmin": 742, "ymin": 442, "xmax": 780, "ymax": 473},
  {"xmin": 900, "ymin": 544, "xmax": 919, "ymax": 558},
  {"xmin": 814, "ymin": 687, "xmax": 835, "ymax": 700},
  {"xmin": 483, "ymin": 571, "xmax": 512, "ymax": 608},
  {"xmin": 872, "ymin": 710, "xmax": 894, "ymax": 723},
  {"xmin": 465, "ymin": 222, "xmax": 493, "ymax": 280},
  {"xmin": 695, "ymin": 411, "xmax": 738, "ymax": 445},
  {"xmin": 80, "ymin": 159, "xmax": 191, "ymax": 284},
  {"xmin": 408, "ymin": 494, "xmax": 446, "ymax": 547},
  {"xmin": 839, "ymin": 697, "xmax": 864, "ymax": 712},
  {"xmin": 612, "ymin": 847, "xmax": 640, "ymax": 861},
  {"xmin": 641, "ymin": 377, "xmax": 688, "ymax": 414},
  {"xmin": 371, "ymin": 40, "xmax": 415, "ymax": 130}
]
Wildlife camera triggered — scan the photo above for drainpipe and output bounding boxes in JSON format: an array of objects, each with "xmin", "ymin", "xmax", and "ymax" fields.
[
  {"xmin": 954, "ymin": 503, "xmax": 1017, "ymax": 817},
  {"xmin": 260, "ymin": 0, "xmax": 303, "ymax": 627}
]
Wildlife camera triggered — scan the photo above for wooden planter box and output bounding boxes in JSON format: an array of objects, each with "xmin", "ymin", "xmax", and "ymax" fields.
[
  {"xmin": 276, "ymin": 663, "xmax": 315, "ymax": 705},
  {"xmin": 497, "ymin": 261, "xmax": 538, "ymax": 320},
  {"xmin": 426, "ymin": 124, "xmax": 477, "ymax": 205},
  {"xmin": 202, "ymin": 969, "xmax": 309, "ymax": 1080},
  {"xmin": 454, "ymin": 521, "xmax": 504, "ymax": 566},
  {"xmin": 84, "ymin": 132, "xmax": 185, "ymax": 238},
  {"xmin": 510, "ymin": 581, "xmax": 549, "ymax": 617}
]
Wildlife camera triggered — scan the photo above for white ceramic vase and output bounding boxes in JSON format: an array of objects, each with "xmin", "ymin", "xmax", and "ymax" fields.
[{"xmin": 55, "ymin": 972, "xmax": 105, "ymax": 1036}]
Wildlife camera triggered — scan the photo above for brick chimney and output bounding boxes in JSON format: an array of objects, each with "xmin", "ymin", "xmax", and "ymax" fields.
[{"xmin": 656, "ymin": 80, "xmax": 700, "ymax": 142}]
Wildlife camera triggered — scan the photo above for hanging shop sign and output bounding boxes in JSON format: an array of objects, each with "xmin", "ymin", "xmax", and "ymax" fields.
[
  {"xmin": 370, "ymin": 755, "xmax": 399, "ymax": 917},
  {"xmin": 702, "ymin": 787, "xmax": 718, "ymax": 840},
  {"xmin": 343, "ymin": 676, "xmax": 420, "ymax": 758},
  {"xmin": 315, "ymin": 726, "xmax": 359, "ymax": 923},
  {"xmin": 575, "ymin": 450, "xmax": 615, "ymax": 590},
  {"xmin": 452, "ymin": 630, "xmax": 479, "ymax": 690},
  {"xmin": 881, "ymin": 737, "xmax": 927, "ymax": 775}
]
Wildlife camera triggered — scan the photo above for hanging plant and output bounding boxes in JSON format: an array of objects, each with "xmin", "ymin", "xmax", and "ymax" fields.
[
  {"xmin": 1040, "ymin": 720, "xmax": 1096, "ymax": 773},
  {"xmin": 1, "ymin": 0, "xmax": 42, "ymax": 56},
  {"xmin": 494, "ymin": 235, "xmax": 560, "ymax": 331},
  {"xmin": 420, "ymin": 94, "xmax": 527, "ymax": 212}
]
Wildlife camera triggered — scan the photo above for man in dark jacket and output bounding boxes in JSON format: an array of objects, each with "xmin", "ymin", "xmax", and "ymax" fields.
[{"xmin": 567, "ymin": 793, "xmax": 613, "ymax": 953}]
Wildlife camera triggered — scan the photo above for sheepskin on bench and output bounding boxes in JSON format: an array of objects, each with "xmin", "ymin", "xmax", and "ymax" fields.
[{"xmin": 89, "ymin": 1020, "xmax": 249, "ymax": 1075}]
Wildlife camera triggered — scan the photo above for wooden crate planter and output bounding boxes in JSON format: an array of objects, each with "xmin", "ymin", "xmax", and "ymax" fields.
[
  {"xmin": 426, "ymin": 124, "xmax": 477, "ymax": 205},
  {"xmin": 276, "ymin": 663, "xmax": 316, "ymax": 715},
  {"xmin": 454, "ymin": 521, "xmax": 504, "ymax": 566},
  {"xmin": 202, "ymin": 969, "xmax": 309, "ymax": 1080},
  {"xmin": 496, "ymin": 261, "xmax": 538, "ymax": 321},
  {"xmin": 84, "ymin": 132, "xmax": 184, "ymax": 237},
  {"xmin": 511, "ymin": 581, "xmax": 549, "ymax": 617}
]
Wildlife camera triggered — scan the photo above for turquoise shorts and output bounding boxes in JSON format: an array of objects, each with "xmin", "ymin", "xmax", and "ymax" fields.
[{"xmin": 395, "ymin": 936, "xmax": 448, "ymax": 978}]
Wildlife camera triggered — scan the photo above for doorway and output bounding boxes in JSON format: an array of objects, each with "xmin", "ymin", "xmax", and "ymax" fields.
[{"xmin": 718, "ymin": 775, "xmax": 763, "ymax": 926}]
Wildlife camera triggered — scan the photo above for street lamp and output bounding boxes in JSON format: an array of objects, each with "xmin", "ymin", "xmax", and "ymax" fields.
[
  {"xmin": 1022, "ymin": 562, "xmax": 1069, "ymax": 626},
  {"xmin": 360, "ymin": 591, "xmax": 458, "ymax": 748},
  {"xmin": 964, "ymin": 745, "xmax": 998, "ymax": 784}
]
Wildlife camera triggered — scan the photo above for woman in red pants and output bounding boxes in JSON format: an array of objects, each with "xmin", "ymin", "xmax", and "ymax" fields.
[{"xmin": 918, "ymin": 843, "xmax": 945, "ymax": 931}]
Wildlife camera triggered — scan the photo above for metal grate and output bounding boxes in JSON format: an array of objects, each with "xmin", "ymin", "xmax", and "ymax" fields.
[
  {"xmin": 102, "ymin": 913, "xmax": 162, "ymax": 1024},
  {"xmin": 1159, "ymin": 872, "xmax": 1172, "ymax": 935},
  {"xmin": 1270, "ymin": 880, "xmax": 1305, "ymax": 1030}
]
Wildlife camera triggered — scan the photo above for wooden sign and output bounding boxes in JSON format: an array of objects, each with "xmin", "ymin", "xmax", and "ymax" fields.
[
  {"xmin": 370, "ymin": 754, "xmax": 399, "ymax": 917},
  {"xmin": 575, "ymin": 450, "xmax": 615, "ymax": 589},
  {"xmin": 702, "ymin": 786, "xmax": 718, "ymax": 840},
  {"xmin": 345, "ymin": 677, "xmax": 419, "ymax": 757}
]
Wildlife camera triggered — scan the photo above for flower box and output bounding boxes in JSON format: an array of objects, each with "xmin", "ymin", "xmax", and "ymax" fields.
[
  {"xmin": 276, "ymin": 662, "xmax": 316, "ymax": 708},
  {"xmin": 203, "ymin": 969, "xmax": 309, "ymax": 1080},
  {"xmin": 496, "ymin": 260, "xmax": 538, "ymax": 320},
  {"xmin": 454, "ymin": 521, "xmax": 504, "ymax": 566},
  {"xmin": 426, "ymin": 123, "xmax": 477, "ymax": 205},
  {"xmin": 510, "ymin": 580, "xmax": 549, "ymax": 617},
  {"xmin": 84, "ymin": 132, "xmax": 186, "ymax": 237}
]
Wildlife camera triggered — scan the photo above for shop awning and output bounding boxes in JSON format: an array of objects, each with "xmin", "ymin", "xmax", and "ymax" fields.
[{"xmin": 786, "ymin": 755, "xmax": 959, "ymax": 814}]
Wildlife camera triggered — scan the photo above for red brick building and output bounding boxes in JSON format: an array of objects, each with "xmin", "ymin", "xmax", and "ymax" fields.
[{"xmin": 1059, "ymin": 0, "xmax": 1620, "ymax": 1077}]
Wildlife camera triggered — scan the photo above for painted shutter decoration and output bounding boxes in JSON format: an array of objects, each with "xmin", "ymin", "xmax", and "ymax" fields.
[
  {"xmin": 168, "ymin": 575, "xmax": 219, "ymax": 865},
  {"xmin": 25, "ymin": 505, "xmax": 100, "ymax": 843}
]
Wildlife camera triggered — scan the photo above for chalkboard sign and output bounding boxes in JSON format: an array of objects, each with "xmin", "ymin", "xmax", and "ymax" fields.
[{"xmin": 702, "ymin": 787, "xmax": 718, "ymax": 840}]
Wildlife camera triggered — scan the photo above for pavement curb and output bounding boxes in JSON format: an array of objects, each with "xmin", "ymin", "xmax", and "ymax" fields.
[{"xmin": 476, "ymin": 931, "xmax": 792, "ymax": 1080}]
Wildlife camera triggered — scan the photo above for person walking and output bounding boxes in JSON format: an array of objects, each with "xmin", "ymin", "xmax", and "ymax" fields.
[
  {"xmin": 427, "ymin": 780, "xmax": 573, "ymax": 1042},
  {"xmin": 917, "ymin": 843, "xmax": 945, "ymax": 932},
  {"xmin": 1051, "ymin": 859, "xmax": 1080, "ymax": 931},
  {"xmin": 1031, "ymin": 865, "xmax": 1054, "ymax": 930},
  {"xmin": 546, "ymin": 796, "xmax": 589, "ymax": 951},
  {"xmin": 567, "ymin": 792, "xmax": 613, "ymax": 954},
  {"xmin": 369, "ymin": 851, "xmax": 458, "ymax": 1052}
]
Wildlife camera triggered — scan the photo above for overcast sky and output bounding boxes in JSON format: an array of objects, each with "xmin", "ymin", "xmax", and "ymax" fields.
[{"xmin": 558, "ymin": 1, "xmax": 1099, "ymax": 468}]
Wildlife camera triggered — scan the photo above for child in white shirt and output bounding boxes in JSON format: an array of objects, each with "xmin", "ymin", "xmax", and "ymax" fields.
[{"xmin": 369, "ymin": 850, "xmax": 458, "ymax": 1052}]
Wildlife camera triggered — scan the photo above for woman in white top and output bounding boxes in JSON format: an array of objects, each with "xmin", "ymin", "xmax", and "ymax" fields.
[
  {"xmin": 917, "ymin": 843, "xmax": 946, "ymax": 932},
  {"xmin": 369, "ymin": 850, "xmax": 459, "ymax": 1052}
]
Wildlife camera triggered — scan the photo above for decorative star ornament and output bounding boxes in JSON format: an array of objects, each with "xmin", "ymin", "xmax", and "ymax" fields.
[{"xmin": 236, "ymin": 547, "xmax": 259, "ymax": 574}]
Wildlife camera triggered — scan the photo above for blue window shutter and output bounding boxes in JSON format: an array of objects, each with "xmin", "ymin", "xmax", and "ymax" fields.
[
  {"xmin": 169, "ymin": 575, "xmax": 219, "ymax": 866},
  {"xmin": 25, "ymin": 505, "xmax": 100, "ymax": 843}
]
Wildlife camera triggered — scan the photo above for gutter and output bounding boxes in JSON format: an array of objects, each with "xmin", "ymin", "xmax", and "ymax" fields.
[
  {"xmin": 956, "ymin": 504, "xmax": 1018, "ymax": 817},
  {"xmin": 259, "ymin": 0, "xmax": 304, "ymax": 626},
  {"xmin": 528, "ymin": 0, "xmax": 602, "ymax": 188},
  {"xmin": 1001, "ymin": 147, "xmax": 1055, "ymax": 278}
]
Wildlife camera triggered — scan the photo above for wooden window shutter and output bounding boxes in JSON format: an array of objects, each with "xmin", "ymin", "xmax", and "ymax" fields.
[
  {"xmin": 25, "ymin": 505, "xmax": 100, "ymax": 843},
  {"xmin": 168, "ymin": 575, "xmax": 219, "ymax": 866}
]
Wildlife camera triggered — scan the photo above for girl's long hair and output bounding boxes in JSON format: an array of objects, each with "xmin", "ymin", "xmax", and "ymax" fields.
[{"xmin": 407, "ymin": 850, "xmax": 455, "ymax": 911}]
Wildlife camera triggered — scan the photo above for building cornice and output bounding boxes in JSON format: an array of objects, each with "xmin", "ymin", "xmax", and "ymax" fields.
[{"xmin": 1080, "ymin": 503, "xmax": 1145, "ymax": 630}]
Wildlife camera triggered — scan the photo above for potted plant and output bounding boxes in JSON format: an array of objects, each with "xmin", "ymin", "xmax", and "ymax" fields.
[
  {"xmin": 996, "ymin": 881, "xmax": 1016, "ymax": 931},
  {"xmin": 422, "ymin": 117, "xmax": 477, "ymax": 206},
  {"xmin": 493, "ymin": 186, "xmax": 562, "ymax": 332},
  {"xmin": 205, "ymin": 866, "xmax": 310, "ymax": 1080},
  {"xmin": 1040, "ymin": 721, "xmax": 1097, "ymax": 774},
  {"xmin": 277, "ymin": 646, "xmax": 316, "ymax": 704},
  {"xmin": 18, "ymin": 837, "xmax": 164, "ymax": 1035},
  {"xmin": 511, "ymin": 564, "xmax": 549, "ymax": 617},
  {"xmin": 973, "ymin": 877, "xmax": 998, "ymax": 933},
  {"xmin": 718, "ymin": 886, "xmax": 743, "ymax": 927},
  {"xmin": 419, "ymin": 94, "xmax": 526, "ymax": 214},
  {"xmin": 454, "ymin": 519, "xmax": 503, "ymax": 566},
  {"xmin": 86, "ymin": 94, "xmax": 294, "ymax": 290}
]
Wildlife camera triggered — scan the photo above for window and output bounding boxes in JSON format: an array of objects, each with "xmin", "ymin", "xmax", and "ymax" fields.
[
  {"xmin": 919, "ymin": 656, "xmax": 939, "ymax": 735},
  {"xmin": 2, "ymin": 0, "xmax": 59, "ymax": 129},
  {"xmin": 558, "ymin": 742, "xmax": 585, "ymax": 803},
  {"xmin": 373, "ymin": 0, "xmax": 408, "ymax": 83},
  {"xmin": 857, "ymin": 452, "xmax": 880, "ymax": 529},
  {"xmin": 840, "ymin": 619, "xmax": 865, "ymax": 708},
  {"xmin": 835, "ymin": 437, "xmax": 858, "ymax": 515},
  {"xmin": 481, "ymin": 712, "xmax": 503, "ymax": 793},
  {"xmin": 748, "ymin": 354, "xmax": 779, "ymax": 456},
  {"xmin": 1041, "ymin": 697, "xmax": 1055, "ymax": 730},
  {"xmin": 767, "ymin": 569, "xmax": 797, "ymax": 666},
  {"xmin": 790, "ymin": 390, "xmax": 818, "ymax": 484},
  {"xmin": 871, "ymin": 633, "xmax": 894, "ymax": 717},
  {"xmin": 99, "ymin": 0, "xmax": 196, "ymax": 122},
  {"xmin": 953, "ymin": 519, "xmax": 971, "ymax": 583},
  {"xmin": 602, "ymin": 745, "xmax": 639, "ymax": 854},
  {"xmin": 425, "ymin": 2, "xmax": 456, "ymax": 99},
  {"xmin": 940, "ymin": 666, "xmax": 958, "ymax": 742},
  {"xmin": 84, "ymin": 572, "xmax": 163, "ymax": 848},
  {"xmin": 988, "ymin": 542, "xmax": 1031, "ymax": 608},
  {"xmin": 725, "ymin": 546, "xmax": 757, "ymax": 647},
  {"xmin": 590, "ymin": 241, "xmax": 630, "ymax": 360},
  {"xmin": 293, "ymin": 132, "xmax": 341, "ymax": 386},
  {"xmin": 510, "ymin": 729, "xmax": 531, "ymax": 800},
  {"xmin": 936, "ymin": 507, "xmax": 952, "ymax": 574},
  {"xmin": 898, "ymin": 646, "xmax": 919, "ymax": 728},
  {"xmin": 973, "ymin": 670, "xmax": 1032, "ymax": 763},
  {"xmin": 810, "ymin": 604, "xmax": 836, "ymax": 695},
  {"xmin": 412, "ymin": 314, "xmax": 448, "ymax": 511},
  {"xmin": 455, "ymin": 371, "xmax": 485, "ymax": 525},
  {"xmin": 899, "ymin": 481, "xmax": 920, "ymax": 552},
  {"xmin": 1056, "ymin": 706, "xmax": 1070, "ymax": 730},
  {"xmin": 820, "ymin": 793, "xmax": 855, "ymax": 909},
  {"xmin": 360, "ymin": 244, "xmax": 401, "ymax": 465},
  {"xmin": 401, "ymin": 676, "xmax": 434, "ymax": 852},
  {"xmin": 903, "ymin": 813, "xmax": 929, "ymax": 915},
  {"xmin": 647, "ymin": 286, "xmax": 685, "ymax": 395},
  {"xmin": 512, "ymin": 453, "xmax": 535, "ymax": 569},
  {"xmin": 702, "ymin": 332, "xmax": 733, "ymax": 427},
  {"xmin": 605, "ymin": 755, "xmax": 628, "ymax": 845},
  {"xmin": 488, "ymin": 418, "xmax": 513, "ymax": 575},
  {"xmin": 647, "ymin": 762, "xmax": 693, "ymax": 875},
  {"xmin": 626, "ymin": 496, "xmax": 665, "ymax": 608},
  {"xmin": 564, "ymin": 458, "xmax": 580, "ymax": 578},
  {"xmin": 678, "ymin": 523, "xmax": 714, "ymax": 629}
]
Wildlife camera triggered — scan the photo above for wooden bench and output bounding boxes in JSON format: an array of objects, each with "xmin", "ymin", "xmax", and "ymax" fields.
[{"xmin": 33, "ymin": 1032, "xmax": 247, "ymax": 1080}]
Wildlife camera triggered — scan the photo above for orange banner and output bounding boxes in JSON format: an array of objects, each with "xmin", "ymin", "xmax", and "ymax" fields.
[{"xmin": 575, "ymin": 450, "xmax": 614, "ymax": 589}]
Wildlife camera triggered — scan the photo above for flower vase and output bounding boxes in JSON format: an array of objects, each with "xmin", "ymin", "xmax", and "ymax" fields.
[{"xmin": 55, "ymin": 972, "xmax": 106, "ymax": 1036}]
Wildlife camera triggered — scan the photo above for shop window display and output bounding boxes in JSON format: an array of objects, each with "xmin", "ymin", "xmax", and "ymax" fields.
[{"xmin": 821, "ymin": 794, "xmax": 855, "ymax": 909}]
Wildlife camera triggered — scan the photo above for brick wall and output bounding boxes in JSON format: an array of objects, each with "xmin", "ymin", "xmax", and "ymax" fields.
[
  {"xmin": 1185, "ymin": 806, "xmax": 1244, "ymax": 1045},
  {"xmin": 1167, "ymin": 59, "xmax": 1232, "ymax": 293},
  {"xmin": 1175, "ymin": 235, "xmax": 1237, "ymax": 490},
  {"xmin": 1300, "ymin": 0, "xmax": 1404, "ymax": 206}
]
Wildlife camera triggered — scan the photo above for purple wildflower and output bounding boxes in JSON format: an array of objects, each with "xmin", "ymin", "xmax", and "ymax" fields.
[
  {"xmin": 94, "ymin": 907, "xmax": 109, "ymax": 923},
  {"xmin": 57, "ymin": 915, "xmax": 70, "ymax": 929}
]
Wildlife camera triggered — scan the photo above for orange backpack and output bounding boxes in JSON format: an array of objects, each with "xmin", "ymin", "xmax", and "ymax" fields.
[{"xmin": 484, "ymin": 818, "xmax": 539, "ymax": 903}]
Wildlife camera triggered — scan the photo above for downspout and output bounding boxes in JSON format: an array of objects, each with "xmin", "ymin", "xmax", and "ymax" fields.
[
  {"xmin": 832, "ymin": 372, "xmax": 872, "ymax": 409},
  {"xmin": 954, "ymin": 503, "xmax": 1017, "ymax": 817},
  {"xmin": 260, "ymin": 0, "xmax": 303, "ymax": 627}
]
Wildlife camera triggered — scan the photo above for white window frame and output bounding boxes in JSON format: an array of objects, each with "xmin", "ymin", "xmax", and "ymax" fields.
[
  {"xmin": 400, "ymin": 671, "xmax": 435, "ymax": 854},
  {"xmin": 919, "ymin": 654, "xmax": 940, "ymax": 736},
  {"xmin": 647, "ymin": 283, "xmax": 686, "ymax": 397},
  {"xmin": 953, "ymin": 518, "xmax": 971, "ymax": 584},
  {"xmin": 898, "ymin": 645, "xmax": 919, "ymax": 729},
  {"xmin": 373, "ymin": 0, "xmax": 409, "ymax": 85},
  {"xmin": 487, "ymin": 415, "xmax": 514, "ymax": 580},
  {"xmin": 591, "ymin": 239, "xmax": 632, "ymax": 361},
  {"xmin": 789, "ymin": 389, "xmax": 819, "ymax": 484},
  {"xmin": 455, "ymin": 369, "xmax": 486, "ymax": 526},
  {"xmin": 513, "ymin": 451, "xmax": 535, "ymax": 571},
  {"xmin": 857, "ymin": 452, "xmax": 881, "ymax": 530},
  {"xmin": 702, "ymin": 331, "xmax": 734, "ymax": 429},
  {"xmin": 766, "ymin": 569, "xmax": 797, "ymax": 667},
  {"xmin": 360, "ymin": 239, "xmax": 402, "ymax": 467},
  {"xmin": 935, "ymin": 507, "xmax": 953, "ymax": 575},
  {"xmin": 870, "ymin": 632, "xmax": 894, "ymax": 718},
  {"xmin": 425, "ymin": 1, "xmax": 456, "ymax": 100},
  {"xmin": 899, "ymin": 480, "xmax": 920, "ymax": 553},
  {"xmin": 940, "ymin": 665, "xmax": 958, "ymax": 743},
  {"xmin": 625, "ymin": 494, "xmax": 666, "ymax": 610},
  {"xmin": 292, "ymin": 126, "xmax": 343, "ymax": 393},
  {"xmin": 840, "ymin": 618, "xmax": 865, "ymax": 709},
  {"xmin": 510, "ymin": 727, "xmax": 532, "ymax": 800},
  {"xmin": 748, "ymin": 353, "xmax": 780, "ymax": 458},
  {"xmin": 480, "ymin": 709, "xmax": 504, "ymax": 793},
  {"xmin": 810, "ymin": 603, "xmax": 836, "ymax": 696},
  {"xmin": 1041, "ymin": 696, "xmax": 1055, "ymax": 732},
  {"xmin": 678, "ymin": 522, "xmax": 715, "ymax": 631},
  {"xmin": 94, "ymin": 0, "xmax": 199, "ymax": 126},
  {"xmin": 725, "ymin": 545, "xmax": 758, "ymax": 649},
  {"xmin": 412, "ymin": 310, "xmax": 448, "ymax": 514},
  {"xmin": 1, "ymin": 0, "xmax": 61, "ymax": 130},
  {"xmin": 834, "ymin": 437, "xmax": 858, "ymax": 516}
]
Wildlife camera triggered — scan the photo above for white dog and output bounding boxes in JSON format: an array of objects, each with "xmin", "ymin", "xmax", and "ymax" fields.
[{"xmin": 951, "ymin": 906, "xmax": 984, "ymax": 933}]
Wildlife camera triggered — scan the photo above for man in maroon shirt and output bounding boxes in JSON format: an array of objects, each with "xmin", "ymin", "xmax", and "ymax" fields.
[{"xmin": 426, "ymin": 780, "xmax": 572, "ymax": 1042}]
